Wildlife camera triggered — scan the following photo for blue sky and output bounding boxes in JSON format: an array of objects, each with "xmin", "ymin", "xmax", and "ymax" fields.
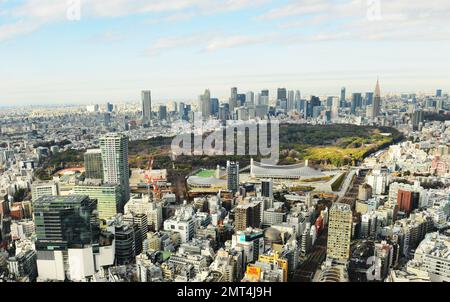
[{"xmin": 1, "ymin": 0, "xmax": 450, "ymax": 105}]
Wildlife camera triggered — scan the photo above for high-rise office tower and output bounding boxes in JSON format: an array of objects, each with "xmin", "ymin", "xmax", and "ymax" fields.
[
  {"xmin": 200, "ymin": 89, "xmax": 211, "ymax": 119},
  {"xmin": 219, "ymin": 104, "xmax": 230, "ymax": 121},
  {"xmin": 34, "ymin": 195, "xmax": 101, "ymax": 280},
  {"xmin": 261, "ymin": 179, "xmax": 273, "ymax": 199},
  {"xmin": 158, "ymin": 105, "xmax": 167, "ymax": 121},
  {"xmin": 327, "ymin": 203, "xmax": 353, "ymax": 262},
  {"xmin": 84, "ymin": 149, "xmax": 103, "ymax": 179},
  {"xmin": 287, "ymin": 90, "xmax": 295, "ymax": 111},
  {"xmin": 211, "ymin": 98, "xmax": 219, "ymax": 116},
  {"xmin": 260, "ymin": 90, "xmax": 269, "ymax": 106},
  {"xmin": 307, "ymin": 96, "xmax": 321, "ymax": 118},
  {"xmin": 331, "ymin": 97, "xmax": 340, "ymax": 120},
  {"xmin": 340, "ymin": 87, "xmax": 346, "ymax": 107},
  {"xmin": 412, "ymin": 110, "xmax": 424, "ymax": 131},
  {"xmin": 114, "ymin": 223, "xmax": 137, "ymax": 265},
  {"xmin": 436, "ymin": 89, "xmax": 442, "ymax": 97},
  {"xmin": 277, "ymin": 88, "xmax": 287, "ymax": 102},
  {"xmin": 141, "ymin": 90, "xmax": 152, "ymax": 125},
  {"xmin": 170, "ymin": 101, "xmax": 178, "ymax": 113},
  {"xmin": 365, "ymin": 92, "xmax": 374, "ymax": 107},
  {"xmin": 179, "ymin": 102, "xmax": 186, "ymax": 120},
  {"xmin": 326, "ymin": 96, "xmax": 333, "ymax": 107},
  {"xmin": 295, "ymin": 90, "xmax": 301, "ymax": 102},
  {"xmin": 246, "ymin": 91, "xmax": 255, "ymax": 106},
  {"xmin": 100, "ymin": 133, "xmax": 130, "ymax": 204},
  {"xmin": 103, "ymin": 112, "xmax": 111, "ymax": 128},
  {"xmin": 230, "ymin": 87, "xmax": 238, "ymax": 112},
  {"xmin": 351, "ymin": 93, "xmax": 362, "ymax": 114},
  {"xmin": 73, "ymin": 184, "xmax": 122, "ymax": 221},
  {"xmin": 227, "ymin": 161, "xmax": 239, "ymax": 194},
  {"xmin": 107, "ymin": 102, "xmax": 114, "ymax": 113},
  {"xmin": 237, "ymin": 94, "xmax": 246, "ymax": 107},
  {"xmin": 372, "ymin": 79, "xmax": 381, "ymax": 118}
]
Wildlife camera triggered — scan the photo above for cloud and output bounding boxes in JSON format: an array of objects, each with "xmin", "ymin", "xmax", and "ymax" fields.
[
  {"xmin": 0, "ymin": 20, "xmax": 42, "ymax": 42},
  {"xmin": 205, "ymin": 34, "xmax": 274, "ymax": 51},
  {"xmin": 146, "ymin": 32, "xmax": 279, "ymax": 55},
  {"xmin": 0, "ymin": 0, "xmax": 270, "ymax": 42},
  {"xmin": 257, "ymin": 0, "xmax": 450, "ymax": 41},
  {"xmin": 146, "ymin": 34, "xmax": 205, "ymax": 55}
]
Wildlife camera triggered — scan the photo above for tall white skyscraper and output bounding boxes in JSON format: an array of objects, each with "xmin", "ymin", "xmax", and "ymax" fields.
[
  {"xmin": 229, "ymin": 87, "xmax": 238, "ymax": 112},
  {"xmin": 287, "ymin": 90, "xmax": 295, "ymax": 111},
  {"xmin": 100, "ymin": 133, "xmax": 130, "ymax": 204},
  {"xmin": 200, "ymin": 89, "xmax": 211, "ymax": 119},
  {"xmin": 246, "ymin": 91, "xmax": 255, "ymax": 106},
  {"xmin": 142, "ymin": 90, "xmax": 152, "ymax": 125},
  {"xmin": 331, "ymin": 96, "xmax": 340, "ymax": 120},
  {"xmin": 295, "ymin": 90, "xmax": 301, "ymax": 102}
]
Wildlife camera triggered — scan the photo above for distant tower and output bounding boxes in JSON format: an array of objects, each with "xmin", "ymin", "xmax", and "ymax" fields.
[
  {"xmin": 340, "ymin": 87, "xmax": 346, "ymax": 107},
  {"xmin": 229, "ymin": 87, "xmax": 238, "ymax": 113},
  {"xmin": 331, "ymin": 97, "xmax": 340, "ymax": 120},
  {"xmin": 200, "ymin": 89, "xmax": 211, "ymax": 119},
  {"xmin": 142, "ymin": 90, "xmax": 152, "ymax": 125},
  {"xmin": 158, "ymin": 105, "xmax": 167, "ymax": 121},
  {"xmin": 372, "ymin": 79, "xmax": 381, "ymax": 118}
]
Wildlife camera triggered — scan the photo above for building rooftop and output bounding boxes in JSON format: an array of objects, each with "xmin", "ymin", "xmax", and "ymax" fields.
[{"xmin": 34, "ymin": 195, "xmax": 90, "ymax": 207}]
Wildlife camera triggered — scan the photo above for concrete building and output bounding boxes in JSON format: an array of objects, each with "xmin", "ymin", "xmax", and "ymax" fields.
[
  {"xmin": 327, "ymin": 203, "xmax": 353, "ymax": 262},
  {"xmin": 163, "ymin": 202, "xmax": 196, "ymax": 243},
  {"xmin": 73, "ymin": 183, "xmax": 122, "ymax": 221},
  {"xmin": 84, "ymin": 149, "xmax": 103, "ymax": 179},
  {"xmin": 226, "ymin": 161, "xmax": 239, "ymax": 194},
  {"xmin": 142, "ymin": 90, "xmax": 152, "ymax": 125},
  {"xmin": 406, "ymin": 232, "xmax": 450, "ymax": 282},
  {"xmin": 34, "ymin": 195, "xmax": 114, "ymax": 281},
  {"xmin": 31, "ymin": 181, "xmax": 59, "ymax": 202},
  {"xmin": 234, "ymin": 200, "xmax": 262, "ymax": 231},
  {"xmin": 100, "ymin": 133, "xmax": 130, "ymax": 204},
  {"xmin": 124, "ymin": 194, "xmax": 163, "ymax": 231},
  {"xmin": 261, "ymin": 179, "xmax": 273, "ymax": 199}
]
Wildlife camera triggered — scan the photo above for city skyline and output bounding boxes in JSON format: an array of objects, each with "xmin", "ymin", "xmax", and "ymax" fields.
[
  {"xmin": 1, "ymin": 0, "xmax": 450, "ymax": 105},
  {"xmin": 0, "ymin": 80, "xmax": 446, "ymax": 108}
]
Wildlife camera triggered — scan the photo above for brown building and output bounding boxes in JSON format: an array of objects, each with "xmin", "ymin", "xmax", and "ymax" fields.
[
  {"xmin": 397, "ymin": 190, "xmax": 420, "ymax": 214},
  {"xmin": 234, "ymin": 200, "xmax": 261, "ymax": 231}
]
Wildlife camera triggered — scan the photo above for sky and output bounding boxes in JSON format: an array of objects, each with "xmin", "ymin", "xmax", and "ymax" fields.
[{"xmin": 0, "ymin": 0, "xmax": 450, "ymax": 106}]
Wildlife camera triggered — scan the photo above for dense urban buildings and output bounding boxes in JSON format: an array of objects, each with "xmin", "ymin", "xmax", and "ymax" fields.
[{"xmin": 0, "ymin": 82, "xmax": 449, "ymax": 284}]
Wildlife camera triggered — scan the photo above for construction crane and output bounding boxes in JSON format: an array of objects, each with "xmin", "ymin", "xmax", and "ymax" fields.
[{"xmin": 145, "ymin": 156, "xmax": 155, "ymax": 201}]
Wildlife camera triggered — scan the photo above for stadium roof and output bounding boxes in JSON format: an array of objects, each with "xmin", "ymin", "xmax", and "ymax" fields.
[{"xmin": 250, "ymin": 160, "xmax": 325, "ymax": 179}]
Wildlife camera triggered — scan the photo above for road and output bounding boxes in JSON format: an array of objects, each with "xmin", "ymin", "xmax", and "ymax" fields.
[{"xmin": 291, "ymin": 229, "xmax": 328, "ymax": 282}]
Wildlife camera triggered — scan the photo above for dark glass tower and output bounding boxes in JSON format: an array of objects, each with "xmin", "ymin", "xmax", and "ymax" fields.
[{"xmin": 33, "ymin": 195, "xmax": 100, "ymax": 251}]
